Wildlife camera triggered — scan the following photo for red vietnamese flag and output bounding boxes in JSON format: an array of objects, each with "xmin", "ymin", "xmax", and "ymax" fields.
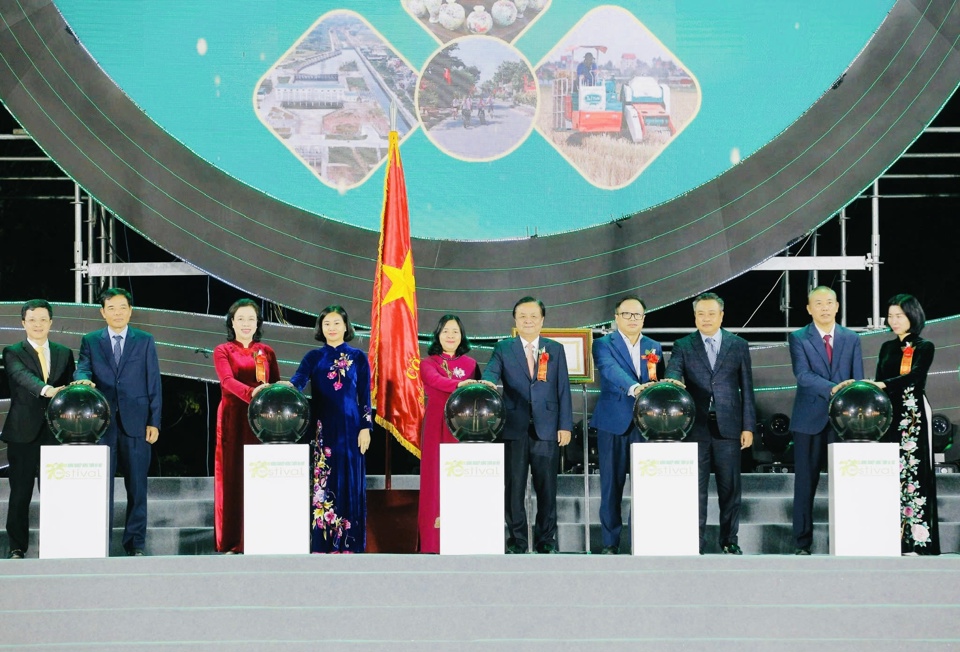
[{"xmin": 370, "ymin": 130, "xmax": 424, "ymax": 458}]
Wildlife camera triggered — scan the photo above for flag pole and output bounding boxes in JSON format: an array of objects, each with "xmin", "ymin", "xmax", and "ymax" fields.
[{"xmin": 383, "ymin": 100, "xmax": 397, "ymax": 493}]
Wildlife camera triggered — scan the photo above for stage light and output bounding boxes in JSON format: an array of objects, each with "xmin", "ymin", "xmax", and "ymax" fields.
[
  {"xmin": 761, "ymin": 413, "xmax": 792, "ymax": 455},
  {"xmin": 931, "ymin": 413, "xmax": 953, "ymax": 454}
]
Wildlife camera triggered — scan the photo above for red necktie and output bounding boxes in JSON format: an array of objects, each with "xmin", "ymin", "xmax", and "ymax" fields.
[{"xmin": 824, "ymin": 334, "xmax": 833, "ymax": 364}]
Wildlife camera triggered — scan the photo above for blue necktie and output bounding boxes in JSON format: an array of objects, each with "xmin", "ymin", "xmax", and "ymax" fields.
[
  {"xmin": 113, "ymin": 335, "xmax": 122, "ymax": 366},
  {"xmin": 706, "ymin": 337, "xmax": 717, "ymax": 369}
]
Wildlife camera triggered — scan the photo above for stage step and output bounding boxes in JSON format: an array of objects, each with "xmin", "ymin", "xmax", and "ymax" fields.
[{"xmin": 0, "ymin": 474, "xmax": 957, "ymax": 556}]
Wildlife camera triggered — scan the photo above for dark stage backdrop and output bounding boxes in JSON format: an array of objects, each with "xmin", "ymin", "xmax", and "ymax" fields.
[{"xmin": 0, "ymin": 0, "xmax": 957, "ymax": 337}]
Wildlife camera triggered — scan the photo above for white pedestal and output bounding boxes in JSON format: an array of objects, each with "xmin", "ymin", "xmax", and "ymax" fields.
[
  {"xmin": 39, "ymin": 445, "xmax": 110, "ymax": 559},
  {"xmin": 631, "ymin": 441, "xmax": 699, "ymax": 556},
  {"xmin": 440, "ymin": 443, "xmax": 504, "ymax": 555},
  {"xmin": 244, "ymin": 444, "xmax": 310, "ymax": 555},
  {"xmin": 828, "ymin": 442, "xmax": 901, "ymax": 556}
]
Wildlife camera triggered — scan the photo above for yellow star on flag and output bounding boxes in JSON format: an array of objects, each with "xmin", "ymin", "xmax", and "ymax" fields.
[{"xmin": 381, "ymin": 250, "xmax": 417, "ymax": 313}]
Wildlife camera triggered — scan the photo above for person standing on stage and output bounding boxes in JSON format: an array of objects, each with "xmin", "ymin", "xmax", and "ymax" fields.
[
  {"xmin": 74, "ymin": 288, "xmax": 162, "ymax": 556},
  {"xmin": 873, "ymin": 294, "xmax": 940, "ymax": 555},
  {"xmin": 418, "ymin": 314, "xmax": 481, "ymax": 553},
  {"xmin": 590, "ymin": 295, "xmax": 664, "ymax": 554},
  {"xmin": 788, "ymin": 286, "xmax": 863, "ymax": 555},
  {"xmin": 212, "ymin": 298, "xmax": 281, "ymax": 554},
  {"xmin": 482, "ymin": 296, "xmax": 572, "ymax": 554},
  {"xmin": 290, "ymin": 305, "xmax": 371, "ymax": 553},
  {"xmin": 2, "ymin": 300, "xmax": 75, "ymax": 559},
  {"xmin": 665, "ymin": 292, "xmax": 755, "ymax": 555}
]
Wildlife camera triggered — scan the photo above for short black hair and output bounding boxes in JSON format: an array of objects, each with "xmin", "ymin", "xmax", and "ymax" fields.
[
  {"xmin": 614, "ymin": 295, "xmax": 647, "ymax": 313},
  {"xmin": 225, "ymin": 298, "xmax": 263, "ymax": 342},
  {"xmin": 692, "ymin": 292, "xmax": 724, "ymax": 312},
  {"xmin": 21, "ymin": 299, "xmax": 52, "ymax": 321},
  {"xmin": 887, "ymin": 293, "xmax": 926, "ymax": 336},
  {"xmin": 513, "ymin": 296, "xmax": 546, "ymax": 318},
  {"xmin": 314, "ymin": 305, "xmax": 355, "ymax": 343},
  {"xmin": 427, "ymin": 314, "xmax": 471, "ymax": 357},
  {"xmin": 99, "ymin": 287, "xmax": 133, "ymax": 308}
]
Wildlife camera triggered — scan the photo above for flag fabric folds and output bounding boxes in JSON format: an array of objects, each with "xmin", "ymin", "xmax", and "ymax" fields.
[{"xmin": 370, "ymin": 130, "xmax": 424, "ymax": 459}]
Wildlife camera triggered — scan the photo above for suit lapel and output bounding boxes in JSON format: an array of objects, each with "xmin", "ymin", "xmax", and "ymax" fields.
[
  {"xmin": 714, "ymin": 330, "xmax": 734, "ymax": 371},
  {"xmin": 99, "ymin": 328, "xmax": 117, "ymax": 374},
  {"xmin": 610, "ymin": 333, "xmax": 638, "ymax": 380},
  {"xmin": 20, "ymin": 341, "xmax": 44, "ymax": 380},
  {"xmin": 48, "ymin": 343, "xmax": 65, "ymax": 381},
  {"xmin": 512, "ymin": 336, "xmax": 532, "ymax": 380},
  {"xmin": 118, "ymin": 329, "xmax": 135, "ymax": 375},
  {"xmin": 693, "ymin": 334, "xmax": 712, "ymax": 372},
  {"xmin": 806, "ymin": 324, "xmax": 830, "ymax": 370}
]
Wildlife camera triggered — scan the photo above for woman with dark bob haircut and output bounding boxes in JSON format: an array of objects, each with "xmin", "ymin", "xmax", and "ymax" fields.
[
  {"xmin": 291, "ymin": 305, "xmax": 371, "ymax": 553},
  {"xmin": 417, "ymin": 314, "xmax": 481, "ymax": 553},
  {"xmin": 873, "ymin": 293, "xmax": 939, "ymax": 555},
  {"xmin": 212, "ymin": 298, "xmax": 281, "ymax": 553}
]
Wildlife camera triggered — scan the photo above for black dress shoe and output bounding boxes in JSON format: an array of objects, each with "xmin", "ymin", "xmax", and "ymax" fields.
[
  {"xmin": 794, "ymin": 547, "xmax": 811, "ymax": 556},
  {"xmin": 600, "ymin": 545, "xmax": 619, "ymax": 555},
  {"xmin": 8, "ymin": 549, "xmax": 24, "ymax": 560},
  {"xmin": 721, "ymin": 543, "xmax": 743, "ymax": 555},
  {"xmin": 505, "ymin": 543, "xmax": 527, "ymax": 554},
  {"xmin": 126, "ymin": 548, "xmax": 145, "ymax": 557},
  {"xmin": 535, "ymin": 543, "xmax": 558, "ymax": 554}
]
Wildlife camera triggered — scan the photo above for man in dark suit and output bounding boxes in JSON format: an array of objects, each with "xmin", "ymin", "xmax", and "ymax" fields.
[
  {"xmin": 74, "ymin": 288, "xmax": 161, "ymax": 556},
  {"xmin": 482, "ymin": 297, "xmax": 573, "ymax": 554},
  {"xmin": 665, "ymin": 292, "xmax": 756, "ymax": 554},
  {"xmin": 1, "ymin": 300, "xmax": 75, "ymax": 559},
  {"xmin": 590, "ymin": 295, "xmax": 664, "ymax": 554},
  {"xmin": 789, "ymin": 286, "xmax": 863, "ymax": 555}
]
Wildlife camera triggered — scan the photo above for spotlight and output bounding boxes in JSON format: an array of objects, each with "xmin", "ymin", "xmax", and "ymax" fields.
[
  {"xmin": 753, "ymin": 413, "xmax": 794, "ymax": 473},
  {"xmin": 932, "ymin": 414, "xmax": 953, "ymax": 454},
  {"xmin": 761, "ymin": 413, "xmax": 793, "ymax": 455}
]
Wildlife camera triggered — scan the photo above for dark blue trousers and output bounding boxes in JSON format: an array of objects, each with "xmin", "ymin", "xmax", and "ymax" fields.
[
  {"xmin": 597, "ymin": 425, "xmax": 645, "ymax": 548},
  {"xmin": 101, "ymin": 416, "xmax": 151, "ymax": 552},
  {"xmin": 697, "ymin": 417, "xmax": 742, "ymax": 552},
  {"xmin": 792, "ymin": 425, "xmax": 833, "ymax": 550}
]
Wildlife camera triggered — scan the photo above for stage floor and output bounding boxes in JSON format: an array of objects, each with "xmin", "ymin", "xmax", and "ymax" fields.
[{"xmin": 0, "ymin": 554, "xmax": 958, "ymax": 651}]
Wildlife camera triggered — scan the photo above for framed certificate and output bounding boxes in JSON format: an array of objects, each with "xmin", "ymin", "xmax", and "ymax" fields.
[{"xmin": 513, "ymin": 328, "xmax": 594, "ymax": 384}]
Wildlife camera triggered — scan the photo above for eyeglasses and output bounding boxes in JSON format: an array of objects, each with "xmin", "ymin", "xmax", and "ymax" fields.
[{"xmin": 617, "ymin": 312, "xmax": 645, "ymax": 321}]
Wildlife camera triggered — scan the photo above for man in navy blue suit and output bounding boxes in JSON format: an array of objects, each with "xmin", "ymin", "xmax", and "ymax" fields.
[
  {"xmin": 789, "ymin": 286, "xmax": 863, "ymax": 555},
  {"xmin": 74, "ymin": 288, "xmax": 162, "ymax": 556},
  {"xmin": 590, "ymin": 295, "xmax": 664, "ymax": 554},
  {"xmin": 482, "ymin": 297, "xmax": 573, "ymax": 554},
  {"xmin": 665, "ymin": 293, "xmax": 755, "ymax": 554}
]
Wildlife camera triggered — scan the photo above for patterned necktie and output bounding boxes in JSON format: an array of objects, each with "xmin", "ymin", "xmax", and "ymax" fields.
[
  {"xmin": 35, "ymin": 346, "xmax": 48, "ymax": 382},
  {"xmin": 824, "ymin": 333, "xmax": 833, "ymax": 364},
  {"xmin": 706, "ymin": 337, "xmax": 718, "ymax": 369},
  {"xmin": 113, "ymin": 335, "xmax": 123, "ymax": 366},
  {"xmin": 526, "ymin": 342, "xmax": 536, "ymax": 378}
]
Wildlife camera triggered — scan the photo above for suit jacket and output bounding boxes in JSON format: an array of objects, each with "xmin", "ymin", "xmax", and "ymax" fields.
[
  {"xmin": 1, "ymin": 341, "xmax": 75, "ymax": 444},
  {"xmin": 482, "ymin": 336, "xmax": 573, "ymax": 441},
  {"xmin": 665, "ymin": 329, "xmax": 756, "ymax": 442},
  {"xmin": 590, "ymin": 332, "xmax": 665, "ymax": 435},
  {"xmin": 75, "ymin": 327, "xmax": 162, "ymax": 438},
  {"xmin": 789, "ymin": 323, "xmax": 863, "ymax": 434}
]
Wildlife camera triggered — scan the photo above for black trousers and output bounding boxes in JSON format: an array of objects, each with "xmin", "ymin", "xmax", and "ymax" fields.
[
  {"xmin": 504, "ymin": 424, "xmax": 560, "ymax": 551},
  {"xmin": 5, "ymin": 431, "xmax": 58, "ymax": 552}
]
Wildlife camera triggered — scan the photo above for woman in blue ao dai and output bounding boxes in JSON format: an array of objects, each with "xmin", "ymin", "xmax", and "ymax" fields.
[{"xmin": 291, "ymin": 305, "xmax": 372, "ymax": 553}]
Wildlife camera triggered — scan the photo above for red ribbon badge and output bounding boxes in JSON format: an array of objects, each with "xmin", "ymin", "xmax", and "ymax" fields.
[
  {"xmin": 537, "ymin": 349, "xmax": 549, "ymax": 382},
  {"xmin": 254, "ymin": 348, "xmax": 267, "ymax": 384},
  {"xmin": 642, "ymin": 349, "xmax": 659, "ymax": 381},
  {"xmin": 899, "ymin": 344, "xmax": 914, "ymax": 376}
]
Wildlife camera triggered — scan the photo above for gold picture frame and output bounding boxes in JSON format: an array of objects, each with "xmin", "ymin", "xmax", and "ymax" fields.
[{"xmin": 512, "ymin": 328, "xmax": 594, "ymax": 384}]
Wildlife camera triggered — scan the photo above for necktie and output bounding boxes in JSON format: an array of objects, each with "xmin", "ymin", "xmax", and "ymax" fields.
[
  {"xmin": 706, "ymin": 337, "xmax": 717, "ymax": 369},
  {"xmin": 824, "ymin": 333, "xmax": 833, "ymax": 364},
  {"xmin": 526, "ymin": 343, "xmax": 536, "ymax": 378},
  {"xmin": 113, "ymin": 335, "xmax": 123, "ymax": 366},
  {"xmin": 35, "ymin": 346, "xmax": 48, "ymax": 382}
]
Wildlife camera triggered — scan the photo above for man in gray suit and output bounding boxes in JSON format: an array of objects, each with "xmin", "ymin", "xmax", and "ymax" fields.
[
  {"xmin": 666, "ymin": 293, "xmax": 756, "ymax": 554},
  {"xmin": 789, "ymin": 286, "xmax": 863, "ymax": 555}
]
